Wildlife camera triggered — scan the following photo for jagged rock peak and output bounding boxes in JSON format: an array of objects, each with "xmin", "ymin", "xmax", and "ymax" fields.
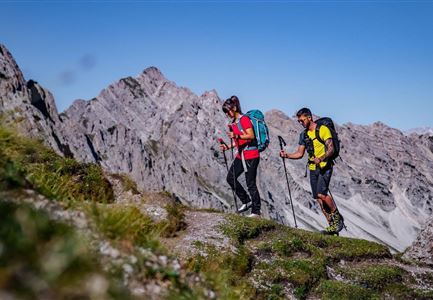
[
  {"xmin": 201, "ymin": 89, "xmax": 218, "ymax": 98},
  {"xmin": 265, "ymin": 109, "xmax": 293, "ymax": 120},
  {"xmin": 0, "ymin": 44, "xmax": 25, "ymax": 80},
  {"xmin": 0, "ymin": 44, "xmax": 57, "ymax": 120},
  {"xmin": 372, "ymin": 121, "xmax": 387, "ymax": 127},
  {"xmin": 406, "ymin": 127, "xmax": 433, "ymax": 136},
  {"xmin": 140, "ymin": 66, "xmax": 166, "ymax": 82},
  {"xmin": 200, "ymin": 90, "xmax": 221, "ymax": 105},
  {"xmin": 0, "ymin": 44, "xmax": 70, "ymax": 157},
  {"xmin": 369, "ymin": 121, "xmax": 404, "ymax": 136},
  {"xmin": 0, "ymin": 44, "xmax": 27, "ymax": 99}
]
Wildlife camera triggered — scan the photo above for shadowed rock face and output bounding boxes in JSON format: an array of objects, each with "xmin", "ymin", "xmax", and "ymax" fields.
[
  {"xmin": 1, "ymin": 44, "xmax": 432, "ymax": 252},
  {"xmin": 0, "ymin": 45, "xmax": 26, "ymax": 99},
  {"xmin": 0, "ymin": 44, "xmax": 72, "ymax": 157}
]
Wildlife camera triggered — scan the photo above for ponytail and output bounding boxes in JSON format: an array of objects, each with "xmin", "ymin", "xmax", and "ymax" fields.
[{"xmin": 222, "ymin": 95, "xmax": 242, "ymax": 114}]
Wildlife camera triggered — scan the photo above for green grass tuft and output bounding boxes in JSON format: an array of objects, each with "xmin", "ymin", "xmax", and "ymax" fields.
[
  {"xmin": 221, "ymin": 214, "xmax": 276, "ymax": 244},
  {"xmin": 335, "ymin": 264, "xmax": 405, "ymax": 290},
  {"xmin": 89, "ymin": 203, "xmax": 161, "ymax": 251},
  {"xmin": 271, "ymin": 236, "xmax": 309, "ymax": 257},
  {"xmin": 326, "ymin": 238, "xmax": 391, "ymax": 261},
  {"xmin": 158, "ymin": 202, "xmax": 187, "ymax": 238},
  {"xmin": 0, "ymin": 126, "xmax": 114, "ymax": 204},
  {"xmin": 0, "ymin": 201, "xmax": 129, "ymax": 299},
  {"xmin": 255, "ymin": 258, "xmax": 327, "ymax": 299},
  {"xmin": 384, "ymin": 283, "xmax": 433, "ymax": 299},
  {"xmin": 110, "ymin": 173, "xmax": 140, "ymax": 194},
  {"xmin": 316, "ymin": 280, "xmax": 377, "ymax": 300},
  {"xmin": 185, "ymin": 243, "xmax": 256, "ymax": 299}
]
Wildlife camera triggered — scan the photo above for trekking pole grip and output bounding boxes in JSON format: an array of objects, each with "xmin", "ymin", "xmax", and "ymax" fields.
[
  {"xmin": 278, "ymin": 135, "xmax": 286, "ymax": 151},
  {"xmin": 218, "ymin": 138, "xmax": 229, "ymax": 149}
]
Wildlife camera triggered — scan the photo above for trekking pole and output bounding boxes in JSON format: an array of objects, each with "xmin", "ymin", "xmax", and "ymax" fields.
[
  {"xmin": 278, "ymin": 135, "xmax": 298, "ymax": 228},
  {"xmin": 228, "ymin": 125, "xmax": 234, "ymax": 160},
  {"xmin": 228, "ymin": 124, "xmax": 240, "ymax": 213},
  {"xmin": 219, "ymin": 138, "xmax": 239, "ymax": 212}
]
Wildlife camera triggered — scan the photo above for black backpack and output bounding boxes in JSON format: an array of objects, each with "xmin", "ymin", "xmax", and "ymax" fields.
[{"xmin": 305, "ymin": 117, "xmax": 341, "ymax": 162}]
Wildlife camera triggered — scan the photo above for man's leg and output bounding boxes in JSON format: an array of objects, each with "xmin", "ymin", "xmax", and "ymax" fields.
[
  {"xmin": 317, "ymin": 167, "xmax": 335, "ymax": 215},
  {"xmin": 310, "ymin": 169, "xmax": 331, "ymax": 222},
  {"xmin": 227, "ymin": 158, "xmax": 250, "ymax": 205},
  {"xmin": 245, "ymin": 158, "xmax": 261, "ymax": 215},
  {"xmin": 317, "ymin": 167, "xmax": 344, "ymax": 233},
  {"xmin": 317, "ymin": 198, "xmax": 332, "ymax": 223},
  {"xmin": 317, "ymin": 194, "xmax": 336, "ymax": 214}
]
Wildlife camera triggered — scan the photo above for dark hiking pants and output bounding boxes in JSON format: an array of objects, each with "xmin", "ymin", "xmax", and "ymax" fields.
[
  {"xmin": 310, "ymin": 165, "xmax": 333, "ymax": 199},
  {"xmin": 226, "ymin": 157, "xmax": 261, "ymax": 214}
]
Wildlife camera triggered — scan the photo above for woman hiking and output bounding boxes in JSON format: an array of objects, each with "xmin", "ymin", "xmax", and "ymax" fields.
[{"xmin": 220, "ymin": 96, "xmax": 261, "ymax": 217}]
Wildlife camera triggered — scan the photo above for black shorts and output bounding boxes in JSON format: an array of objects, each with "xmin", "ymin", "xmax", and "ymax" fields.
[{"xmin": 310, "ymin": 166, "xmax": 333, "ymax": 199}]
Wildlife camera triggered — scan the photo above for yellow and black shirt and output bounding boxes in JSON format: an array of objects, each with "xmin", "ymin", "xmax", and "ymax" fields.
[{"xmin": 299, "ymin": 125, "xmax": 333, "ymax": 171}]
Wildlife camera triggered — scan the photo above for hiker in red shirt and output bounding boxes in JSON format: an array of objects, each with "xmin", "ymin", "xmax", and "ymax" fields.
[{"xmin": 220, "ymin": 96, "xmax": 261, "ymax": 217}]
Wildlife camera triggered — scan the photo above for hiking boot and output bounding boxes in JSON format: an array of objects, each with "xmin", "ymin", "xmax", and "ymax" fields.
[
  {"xmin": 247, "ymin": 213, "xmax": 261, "ymax": 218},
  {"xmin": 331, "ymin": 211, "xmax": 344, "ymax": 233},
  {"xmin": 322, "ymin": 211, "xmax": 344, "ymax": 235},
  {"xmin": 237, "ymin": 201, "xmax": 251, "ymax": 213}
]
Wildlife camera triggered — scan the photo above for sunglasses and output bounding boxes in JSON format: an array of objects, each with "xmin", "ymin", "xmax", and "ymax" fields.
[{"xmin": 298, "ymin": 118, "xmax": 308, "ymax": 124}]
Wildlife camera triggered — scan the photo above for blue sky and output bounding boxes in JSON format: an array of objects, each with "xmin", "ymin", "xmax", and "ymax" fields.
[{"xmin": 1, "ymin": 0, "xmax": 433, "ymax": 130}]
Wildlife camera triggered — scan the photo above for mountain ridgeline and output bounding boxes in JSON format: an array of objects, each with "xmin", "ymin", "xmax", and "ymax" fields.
[{"xmin": 1, "ymin": 44, "xmax": 433, "ymax": 255}]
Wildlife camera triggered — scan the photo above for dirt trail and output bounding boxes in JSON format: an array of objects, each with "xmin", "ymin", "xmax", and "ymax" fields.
[{"xmin": 162, "ymin": 210, "xmax": 234, "ymax": 259}]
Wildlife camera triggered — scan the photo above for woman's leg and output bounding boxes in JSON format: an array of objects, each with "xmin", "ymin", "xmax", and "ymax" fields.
[
  {"xmin": 245, "ymin": 158, "xmax": 261, "ymax": 214},
  {"xmin": 227, "ymin": 158, "xmax": 250, "ymax": 204}
]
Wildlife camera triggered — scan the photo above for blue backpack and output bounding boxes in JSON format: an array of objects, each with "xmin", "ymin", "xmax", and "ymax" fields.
[{"xmin": 237, "ymin": 110, "xmax": 270, "ymax": 152}]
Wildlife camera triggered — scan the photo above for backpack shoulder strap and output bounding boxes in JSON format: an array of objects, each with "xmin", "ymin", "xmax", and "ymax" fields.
[
  {"xmin": 236, "ymin": 115, "xmax": 245, "ymax": 133},
  {"xmin": 315, "ymin": 124, "xmax": 325, "ymax": 145},
  {"xmin": 237, "ymin": 115, "xmax": 258, "ymax": 151},
  {"xmin": 302, "ymin": 129, "xmax": 308, "ymax": 142},
  {"xmin": 303, "ymin": 129, "xmax": 315, "ymax": 158}
]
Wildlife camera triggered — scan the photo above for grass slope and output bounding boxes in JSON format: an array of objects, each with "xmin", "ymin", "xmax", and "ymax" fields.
[{"xmin": 1, "ymin": 125, "xmax": 433, "ymax": 299}]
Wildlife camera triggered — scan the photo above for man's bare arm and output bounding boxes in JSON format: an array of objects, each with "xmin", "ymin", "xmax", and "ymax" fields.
[
  {"xmin": 319, "ymin": 139, "xmax": 334, "ymax": 162},
  {"xmin": 283, "ymin": 145, "xmax": 306, "ymax": 159}
]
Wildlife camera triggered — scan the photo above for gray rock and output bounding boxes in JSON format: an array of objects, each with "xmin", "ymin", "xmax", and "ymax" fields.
[
  {"xmin": 0, "ymin": 44, "xmax": 71, "ymax": 157},
  {"xmin": 403, "ymin": 217, "xmax": 433, "ymax": 265}
]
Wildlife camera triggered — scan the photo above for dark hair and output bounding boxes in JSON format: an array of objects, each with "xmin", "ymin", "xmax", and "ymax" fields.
[
  {"xmin": 222, "ymin": 95, "xmax": 242, "ymax": 114},
  {"xmin": 296, "ymin": 107, "xmax": 312, "ymax": 118}
]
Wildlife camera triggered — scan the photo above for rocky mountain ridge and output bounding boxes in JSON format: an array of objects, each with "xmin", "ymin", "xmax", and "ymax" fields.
[
  {"xmin": 405, "ymin": 127, "xmax": 433, "ymax": 136},
  {"xmin": 1, "ymin": 43, "xmax": 433, "ymax": 254}
]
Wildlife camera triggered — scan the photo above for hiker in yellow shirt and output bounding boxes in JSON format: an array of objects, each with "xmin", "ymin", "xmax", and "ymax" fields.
[{"xmin": 280, "ymin": 108, "xmax": 344, "ymax": 235}]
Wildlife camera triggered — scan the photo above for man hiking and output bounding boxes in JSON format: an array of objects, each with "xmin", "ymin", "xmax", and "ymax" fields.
[
  {"xmin": 220, "ymin": 96, "xmax": 261, "ymax": 217},
  {"xmin": 279, "ymin": 107, "xmax": 344, "ymax": 235}
]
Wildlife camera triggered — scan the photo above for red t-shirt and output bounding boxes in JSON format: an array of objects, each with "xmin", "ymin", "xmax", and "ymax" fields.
[{"xmin": 230, "ymin": 115, "xmax": 260, "ymax": 160}]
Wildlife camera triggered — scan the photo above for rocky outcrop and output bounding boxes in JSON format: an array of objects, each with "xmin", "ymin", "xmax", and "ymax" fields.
[
  {"xmin": 0, "ymin": 45, "xmax": 28, "ymax": 103},
  {"xmin": 405, "ymin": 127, "xmax": 433, "ymax": 136},
  {"xmin": 403, "ymin": 217, "xmax": 433, "ymax": 265},
  {"xmin": 0, "ymin": 44, "xmax": 71, "ymax": 156},
  {"xmin": 1, "ymin": 44, "xmax": 432, "ymax": 252}
]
